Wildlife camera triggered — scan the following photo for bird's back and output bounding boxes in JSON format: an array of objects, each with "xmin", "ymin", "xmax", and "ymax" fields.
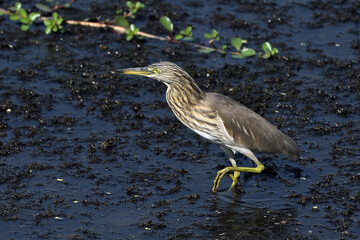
[{"xmin": 203, "ymin": 92, "xmax": 299, "ymax": 160}]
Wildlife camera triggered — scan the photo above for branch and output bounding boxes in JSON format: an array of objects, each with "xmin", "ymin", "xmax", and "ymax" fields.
[
  {"xmin": 0, "ymin": 8, "xmax": 240, "ymax": 56},
  {"xmin": 65, "ymin": 20, "xmax": 168, "ymax": 41},
  {"xmin": 65, "ymin": 20, "xmax": 228, "ymax": 54},
  {"xmin": 0, "ymin": 8, "xmax": 9, "ymax": 15},
  {"xmin": 51, "ymin": 0, "xmax": 76, "ymax": 11}
]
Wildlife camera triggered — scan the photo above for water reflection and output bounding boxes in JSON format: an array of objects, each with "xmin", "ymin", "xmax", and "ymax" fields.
[{"xmin": 204, "ymin": 191, "xmax": 298, "ymax": 239}]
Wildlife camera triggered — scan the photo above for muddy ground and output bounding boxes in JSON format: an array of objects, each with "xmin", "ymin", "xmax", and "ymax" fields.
[{"xmin": 0, "ymin": 0, "xmax": 359, "ymax": 239}]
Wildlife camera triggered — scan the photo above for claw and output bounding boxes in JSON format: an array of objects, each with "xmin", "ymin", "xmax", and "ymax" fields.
[
  {"xmin": 228, "ymin": 171, "xmax": 240, "ymax": 191},
  {"xmin": 212, "ymin": 164, "xmax": 264, "ymax": 193},
  {"xmin": 212, "ymin": 167, "xmax": 232, "ymax": 192}
]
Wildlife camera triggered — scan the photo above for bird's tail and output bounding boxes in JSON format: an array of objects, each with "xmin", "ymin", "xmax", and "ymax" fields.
[{"xmin": 281, "ymin": 136, "xmax": 300, "ymax": 160}]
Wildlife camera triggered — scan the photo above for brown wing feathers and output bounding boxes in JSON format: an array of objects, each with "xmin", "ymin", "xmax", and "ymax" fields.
[{"xmin": 205, "ymin": 93, "xmax": 299, "ymax": 159}]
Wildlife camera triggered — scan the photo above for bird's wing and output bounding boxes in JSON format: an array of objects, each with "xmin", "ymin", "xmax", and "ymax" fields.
[{"xmin": 204, "ymin": 92, "xmax": 299, "ymax": 159}]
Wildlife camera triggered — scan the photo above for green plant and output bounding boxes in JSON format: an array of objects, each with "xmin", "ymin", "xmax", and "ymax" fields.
[
  {"xmin": 35, "ymin": 3, "xmax": 52, "ymax": 12},
  {"xmin": 0, "ymin": 1, "xmax": 279, "ymax": 60},
  {"xmin": 198, "ymin": 29, "xmax": 223, "ymax": 54},
  {"xmin": 6, "ymin": 2, "xmax": 40, "ymax": 31},
  {"xmin": 204, "ymin": 29, "xmax": 220, "ymax": 44},
  {"xmin": 44, "ymin": 12, "xmax": 64, "ymax": 34},
  {"xmin": 220, "ymin": 44, "xmax": 227, "ymax": 55},
  {"xmin": 115, "ymin": 2, "xmax": 145, "ymax": 41},
  {"xmin": 160, "ymin": 16, "xmax": 193, "ymax": 41},
  {"xmin": 261, "ymin": 41, "xmax": 279, "ymax": 59},
  {"xmin": 198, "ymin": 47, "xmax": 216, "ymax": 53},
  {"xmin": 159, "ymin": 16, "xmax": 173, "ymax": 32},
  {"xmin": 115, "ymin": 15, "xmax": 129, "ymax": 28},
  {"xmin": 36, "ymin": 1, "xmax": 72, "ymax": 12},
  {"xmin": 175, "ymin": 26, "xmax": 193, "ymax": 41},
  {"xmin": 125, "ymin": 1, "xmax": 145, "ymax": 18},
  {"xmin": 125, "ymin": 23, "xmax": 142, "ymax": 41},
  {"xmin": 230, "ymin": 37, "xmax": 256, "ymax": 59}
]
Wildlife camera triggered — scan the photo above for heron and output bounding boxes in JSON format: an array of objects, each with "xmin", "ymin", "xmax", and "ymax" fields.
[{"xmin": 115, "ymin": 61, "xmax": 299, "ymax": 192}]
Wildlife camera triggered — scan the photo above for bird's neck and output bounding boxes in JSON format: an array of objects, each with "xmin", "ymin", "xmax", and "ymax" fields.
[
  {"xmin": 166, "ymin": 80, "xmax": 213, "ymax": 132},
  {"xmin": 166, "ymin": 80, "xmax": 205, "ymax": 107}
]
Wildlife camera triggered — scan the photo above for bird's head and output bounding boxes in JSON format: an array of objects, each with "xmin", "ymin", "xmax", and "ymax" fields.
[{"xmin": 114, "ymin": 61, "xmax": 193, "ymax": 86}]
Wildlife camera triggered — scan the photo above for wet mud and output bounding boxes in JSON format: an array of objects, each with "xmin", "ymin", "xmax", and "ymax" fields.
[{"xmin": 0, "ymin": 0, "xmax": 359, "ymax": 239}]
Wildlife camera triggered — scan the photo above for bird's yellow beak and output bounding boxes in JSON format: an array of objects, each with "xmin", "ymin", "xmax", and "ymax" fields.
[{"xmin": 113, "ymin": 67, "xmax": 152, "ymax": 77}]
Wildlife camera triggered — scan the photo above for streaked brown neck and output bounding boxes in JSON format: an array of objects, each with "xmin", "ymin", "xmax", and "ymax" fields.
[
  {"xmin": 166, "ymin": 76, "xmax": 205, "ymax": 107},
  {"xmin": 165, "ymin": 75, "xmax": 219, "ymax": 135}
]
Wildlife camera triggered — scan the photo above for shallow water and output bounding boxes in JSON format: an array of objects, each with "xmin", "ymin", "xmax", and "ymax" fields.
[{"xmin": 0, "ymin": 0, "xmax": 359, "ymax": 239}]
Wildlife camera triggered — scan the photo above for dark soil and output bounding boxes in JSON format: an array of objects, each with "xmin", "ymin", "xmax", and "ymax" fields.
[{"xmin": 0, "ymin": 0, "xmax": 359, "ymax": 239}]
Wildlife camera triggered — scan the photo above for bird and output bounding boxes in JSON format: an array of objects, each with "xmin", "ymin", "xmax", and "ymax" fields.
[{"xmin": 115, "ymin": 61, "xmax": 299, "ymax": 192}]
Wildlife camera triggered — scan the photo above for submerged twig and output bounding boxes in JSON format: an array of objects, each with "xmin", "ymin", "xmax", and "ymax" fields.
[
  {"xmin": 65, "ymin": 20, "xmax": 234, "ymax": 54},
  {"xmin": 0, "ymin": 7, "xmax": 244, "ymax": 56},
  {"xmin": 66, "ymin": 20, "xmax": 168, "ymax": 41}
]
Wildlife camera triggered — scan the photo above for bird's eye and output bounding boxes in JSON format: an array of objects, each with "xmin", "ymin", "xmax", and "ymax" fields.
[{"xmin": 152, "ymin": 68, "xmax": 161, "ymax": 74}]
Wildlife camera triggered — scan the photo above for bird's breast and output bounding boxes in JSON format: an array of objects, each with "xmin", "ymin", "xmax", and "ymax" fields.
[{"xmin": 166, "ymin": 89, "xmax": 223, "ymax": 143}]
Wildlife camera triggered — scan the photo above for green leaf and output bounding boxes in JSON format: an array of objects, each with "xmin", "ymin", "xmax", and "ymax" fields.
[
  {"xmin": 175, "ymin": 34, "xmax": 182, "ymax": 40},
  {"xmin": 20, "ymin": 17, "xmax": 31, "ymax": 24},
  {"xmin": 52, "ymin": 12, "xmax": 58, "ymax": 20},
  {"xmin": 35, "ymin": 3, "xmax": 52, "ymax": 12},
  {"xmin": 159, "ymin": 16, "xmax": 173, "ymax": 32},
  {"xmin": 20, "ymin": 24, "xmax": 29, "ymax": 31},
  {"xmin": 15, "ymin": 2, "xmax": 22, "ymax": 12},
  {"xmin": 129, "ymin": 24, "xmax": 135, "ymax": 32},
  {"xmin": 180, "ymin": 26, "xmax": 192, "ymax": 37},
  {"xmin": 126, "ymin": 33, "xmax": 133, "ymax": 41},
  {"xmin": 211, "ymin": 29, "xmax": 219, "ymax": 37},
  {"xmin": 29, "ymin": 12, "xmax": 40, "ymax": 21},
  {"xmin": 135, "ymin": 2, "xmax": 145, "ymax": 9},
  {"xmin": 262, "ymin": 42, "xmax": 272, "ymax": 54},
  {"xmin": 0, "ymin": 11, "xmax": 5, "ymax": 16},
  {"xmin": 199, "ymin": 48, "xmax": 216, "ymax": 53},
  {"xmin": 44, "ymin": 19, "xmax": 52, "ymax": 26},
  {"xmin": 241, "ymin": 48, "xmax": 256, "ymax": 57},
  {"xmin": 220, "ymin": 45, "xmax": 227, "ymax": 54},
  {"xmin": 64, "ymin": 3, "xmax": 70, "ymax": 8},
  {"xmin": 10, "ymin": 14, "xmax": 20, "ymax": 21},
  {"xmin": 262, "ymin": 53, "xmax": 271, "ymax": 59},
  {"xmin": 271, "ymin": 47, "xmax": 279, "ymax": 55},
  {"xmin": 231, "ymin": 37, "xmax": 243, "ymax": 51},
  {"xmin": 215, "ymin": 36, "xmax": 220, "ymax": 41},
  {"xmin": 231, "ymin": 54, "xmax": 245, "ymax": 59},
  {"xmin": 57, "ymin": 17, "xmax": 63, "ymax": 25},
  {"xmin": 126, "ymin": 1, "xmax": 134, "ymax": 8},
  {"xmin": 18, "ymin": 8, "xmax": 27, "ymax": 18},
  {"xmin": 204, "ymin": 33, "xmax": 212, "ymax": 39},
  {"xmin": 52, "ymin": 26, "xmax": 58, "ymax": 32},
  {"xmin": 114, "ymin": 16, "xmax": 129, "ymax": 28},
  {"xmin": 45, "ymin": 26, "xmax": 52, "ymax": 34},
  {"xmin": 182, "ymin": 36, "xmax": 193, "ymax": 41}
]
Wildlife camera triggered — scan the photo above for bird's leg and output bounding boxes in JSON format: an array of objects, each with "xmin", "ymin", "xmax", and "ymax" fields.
[
  {"xmin": 212, "ymin": 149, "xmax": 265, "ymax": 192},
  {"xmin": 228, "ymin": 171, "xmax": 241, "ymax": 190},
  {"xmin": 228, "ymin": 157, "xmax": 240, "ymax": 191},
  {"xmin": 212, "ymin": 163, "xmax": 264, "ymax": 192}
]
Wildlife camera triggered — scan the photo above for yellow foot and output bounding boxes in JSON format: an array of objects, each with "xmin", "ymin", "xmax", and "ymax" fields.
[
  {"xmin": 228, "ymin": 171, "xmax": 240, "ymax": 191},
  {"xmin": 212, "ymin": 164, "xmax": 265, "ymax": 193}
]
